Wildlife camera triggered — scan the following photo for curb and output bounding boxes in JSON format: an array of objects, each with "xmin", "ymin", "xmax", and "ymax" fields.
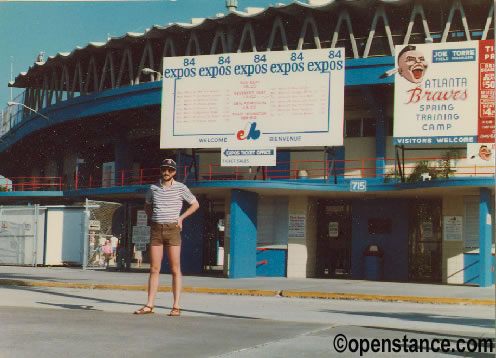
[
  {"xmin": 280, "ymin": 291, "xmax": 495, "ymax": 306},
  {"xmin": 0, "ymin": 279, "xmax": 492, "ymax": 306}
]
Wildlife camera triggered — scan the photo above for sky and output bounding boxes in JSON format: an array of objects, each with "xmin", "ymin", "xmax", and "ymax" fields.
[{"xmin": 0, "ymin": 0, "xmax": 290, "ymax": 108}]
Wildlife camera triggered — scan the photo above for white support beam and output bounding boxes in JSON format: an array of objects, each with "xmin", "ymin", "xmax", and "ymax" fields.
[
  {"xmin": 211, "ymin": 29, "xmax": 228, "ymax": 54},
  {"xmin": 403, "ymin": 0, "xmax": 431, "ymax": 45},
  {"xmin": 186, "ymin": 32, "xmax": 201, "ymax": 55},
  {"xmin": 160, "ymin": 38, "xmax": 176, "ymax": 75},
  {"xmin": 441, "ymin": 0, "xmax": 471, "ymax": 42},
  {"xmin": 482, "ymin": 2, "xmax": 494, "ymax": 40},
  {"xmin": 331, "ymin": 9, "xmax": 359, "ymax": 59},
  {"xmin": 237, "ymin": 22, "xmax": 257, "ymax": 53},
  {"xmin": 116, "ymin": 47, "xmax": 134, "ymax": 88},
  {"xmin": 136, "ymin": 40, "xmax": 156, "ymax": 84},
  {"xmin": 297, "ymin": 15, "xmax": 321, "ymax": 50},
  {"xmin": 363, "ymin": 5, "xmax": 395, "ymax": 58},
  {"xmin": 267, "ymin": 16, "xmax": 289, "ymax": 51}
]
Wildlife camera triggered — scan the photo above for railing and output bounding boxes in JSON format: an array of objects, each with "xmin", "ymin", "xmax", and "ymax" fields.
[
  {"xmin": 2, "ymin": 156, "xmax": 494, "ymax": 192},
  {"xmin": 0, "ymin": 176, "xmax": 63, "ymax": 191}
]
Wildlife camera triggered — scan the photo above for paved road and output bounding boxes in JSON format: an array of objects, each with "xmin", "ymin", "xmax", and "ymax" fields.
[{"xmin": 0, "ymin": 284, "xmax": 494, "ymax": 357}]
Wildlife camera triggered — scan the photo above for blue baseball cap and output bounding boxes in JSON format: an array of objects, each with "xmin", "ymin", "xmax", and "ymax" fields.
[{"xmin": 160, "ymin": 158, "xmax": 177, "ymax": 170}]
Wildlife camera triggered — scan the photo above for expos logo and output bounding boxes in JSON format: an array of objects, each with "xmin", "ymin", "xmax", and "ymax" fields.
[{"xmin": 237, "ymin": 122, "xmax": 261, "ymax": 140}]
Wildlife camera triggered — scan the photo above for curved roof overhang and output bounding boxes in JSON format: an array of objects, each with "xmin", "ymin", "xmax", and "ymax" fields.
[{"xmin": 9, "ymin": 0, "xmax": 448, "ymax": 89}]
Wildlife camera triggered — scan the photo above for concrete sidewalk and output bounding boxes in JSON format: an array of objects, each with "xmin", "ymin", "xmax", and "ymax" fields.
[{"xmin": 0, "ymin": 265, "xmax": 494, "ymax": 306}]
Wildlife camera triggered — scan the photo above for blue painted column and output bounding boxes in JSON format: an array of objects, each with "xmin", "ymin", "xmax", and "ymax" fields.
[
  {"xmin": 479, "ymin": 188, "xmax": 493, "ymax": 287},
  {"xmin": 229, "ymin": 189, "xmax": 258, "ymax": 278},
  {"xmin": 175, "ymin": 149, "xmax": 192, "ymax": 182},
  {"xmin": 160, "ymin": 196, "xmax": 205, "ymax": 274},
  {"xmin": 114, "ymin": 136, "xmax": 133, "ymax": 173},
  {"xmin": 267, "ymin": 151, "xmax": 290, "ymax": 179},
  {"xmin": 375, "ymin": 117, "xmax": 386, "ymax": 178},
  {"xmin": 360, "ymin": 86, "xmax": 387, "ymax": 179},
  {"xmin": 332, "ymin": 147, "xmax": 345, "ymax": 183}
]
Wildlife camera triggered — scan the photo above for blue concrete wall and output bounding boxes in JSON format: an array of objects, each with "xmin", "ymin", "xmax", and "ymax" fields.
[
  {"xmin": 267, "ymin": 151, "xmax": 290, "ymax": 179},
  {"xmin": 351, "ymin": 199, "xmax": 409, "ymax": 281},
  {"xmin": 463, "ymin": 253, "xmax": 496, "ymax": 285},
  {"xmin": 230, "ymin": 189, "xmax": 258, "ymax": 278},
  {"xmin": 256, "ymin": 249, "xmax": 287, "ymax": 277},
  {"xmin": 478, "ymin": 188, "xmax": 493, "ymax": 286},
  {"xmin": 328, "ymin": 147, "xmax": 345, "ymax": 184},
  {"xmin": 161, "ymin": 197, "xmax": 204, "ymax": 274}
]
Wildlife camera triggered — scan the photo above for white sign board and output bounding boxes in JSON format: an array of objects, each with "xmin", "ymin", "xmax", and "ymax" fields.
[
  {"xmin": 288, "ymin": 214, "xmax": 306, "ymax": 239},
  {"xmin": 421, "ymin": 221, "xmax": 433, "ymax": 240},
  {"xmin": 328, "ymin": 222, "xmax": 339, "ymax": 238},
  {"xmin": 132, "ymin": 225, "xmax": 151, "ymax": 244},
  {"xmin": 221, "ymin": 146, "xmax": 276, "ymax": 167},
  {"xmin": 135, "ymin": 243, "xmax": 147, "ymax": 252},
  {"xmin": 394, "ymin": 40, "xmax": 494, "ymax": 145},
  {"xmin": 443, "ymin": 216, "xmax": 463, "ymax": 241},
  {"xmin": 467, "ymin": 143, "xmax": 495, "ymax": 165},
  {"xmin": 136, "ymin": 210, "xmax": 148, "ymax": 227},
  {"xmin": 89, "ymin": 220, "xmax": 100, "ymax": 231},
  {"xmin": 161, "ymin": 49, "xmax": 345, "ymax": 148}
]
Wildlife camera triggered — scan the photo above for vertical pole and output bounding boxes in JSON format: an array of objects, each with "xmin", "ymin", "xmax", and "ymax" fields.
[
  {"xmin": 82, "ymin": 198, "xmax": 90, "ymax": 270},
  {"xmin": 10, "ymin": 56, "xmax": 13, "ymax": 102},
  {"xmin": 32, "ymin": 204, "xmax": 39, "ymax": 266}
]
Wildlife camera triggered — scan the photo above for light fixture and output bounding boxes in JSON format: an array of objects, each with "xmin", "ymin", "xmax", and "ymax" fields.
[
  {"xmin": 141, "ymin": 68, "xmax": 162, "ymax": 80},
  {"xmin": 7, "ymin": 101, "xmax": 50, "ymax": 121}
]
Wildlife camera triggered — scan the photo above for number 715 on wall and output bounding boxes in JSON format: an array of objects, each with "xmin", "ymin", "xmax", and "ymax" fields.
[{"xmin": 350, "ymin": 179, "xmax": 367, "ymax": 192}]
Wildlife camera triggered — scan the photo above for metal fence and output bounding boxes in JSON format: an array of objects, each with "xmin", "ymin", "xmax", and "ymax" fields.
[
  {"xmin": 86, "ymin": 200, "xmax": 122, "ymax": 268},
  {"xmin": 0, "ymin": 205, "xmax": 39, "ymax": 266}
]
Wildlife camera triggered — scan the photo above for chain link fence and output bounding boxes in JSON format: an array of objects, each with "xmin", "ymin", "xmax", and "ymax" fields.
[{"xmin": 86, "ymin": 200, "xmax": 122, "ymax": 268}]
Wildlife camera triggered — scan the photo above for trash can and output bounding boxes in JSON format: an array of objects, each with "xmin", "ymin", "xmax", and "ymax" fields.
[{"xmin": 364, "ymin": 245, "xmax": 383, "ymax": 280}]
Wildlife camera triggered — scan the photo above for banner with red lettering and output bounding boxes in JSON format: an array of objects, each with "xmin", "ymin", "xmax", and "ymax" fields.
[
  {"xmin": 478, "ymin": 40, "xmax": 495, "ymax": 142},
  {"xmin": 393, "ymin": 41, "xmax": 494, "ymax": 145}
]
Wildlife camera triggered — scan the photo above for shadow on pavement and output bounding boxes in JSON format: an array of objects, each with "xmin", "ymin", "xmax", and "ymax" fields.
[
  {"xmin": 323, "ymin": 309, "xmax": 495, "ymax": 329},
  {"xmin": 2, "ymin": 284, "xmax": 260, "ymax": 320}
]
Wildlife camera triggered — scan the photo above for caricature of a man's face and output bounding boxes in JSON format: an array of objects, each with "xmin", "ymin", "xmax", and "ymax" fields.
[
  {"xmin": 479, "ymin": 145, "xmax": 492, "ymax": 161},
  {"xmin": 398, "ymin": 49, "xmax": 428, "ymax": 83}
]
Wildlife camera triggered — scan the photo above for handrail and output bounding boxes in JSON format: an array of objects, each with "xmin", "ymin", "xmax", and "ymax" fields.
[{"xmin": 3, "ymin": 156, "xmax": 495, "ymax": 192}]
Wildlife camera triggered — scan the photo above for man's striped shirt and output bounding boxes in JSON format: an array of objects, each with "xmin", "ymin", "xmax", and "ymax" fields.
[{"xmin": 145, "ymin": 180, "xmax": 196, "ymax": 223}]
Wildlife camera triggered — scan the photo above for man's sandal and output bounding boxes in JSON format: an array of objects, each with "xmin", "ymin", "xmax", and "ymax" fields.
[
  {"xmin": 168, "ymin": 308, "xmax": 181, "ymax": 316},
  {"xmin": 134, "ymin": 305, "xmax": 154, "ymax": 314}
]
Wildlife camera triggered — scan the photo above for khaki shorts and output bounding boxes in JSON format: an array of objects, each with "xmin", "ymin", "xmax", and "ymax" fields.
[{"xmin": 150, "ymin": 222, "xmax": 181, "ymax": 247}]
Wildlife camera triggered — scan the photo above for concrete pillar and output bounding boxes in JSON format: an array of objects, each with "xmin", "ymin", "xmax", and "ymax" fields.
[
  {"xmin": 479, "ymin": 188, "xmax": 493, "ymax": 287},
  {"xmin": 375, "ymin": 116, "xmax": 386, "ymax": 178},
  {"xmin": 229, "ymin": 189, "xmax": 258, "ymax": 278},
  {"xmin": 114, "ymin": 136, "xmax": 133, "ymax": 173}
]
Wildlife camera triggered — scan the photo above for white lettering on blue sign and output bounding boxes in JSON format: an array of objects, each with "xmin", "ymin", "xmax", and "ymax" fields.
[{"xmin": 350, "ymin": 180, "xmax": 367, "ymax": 192}]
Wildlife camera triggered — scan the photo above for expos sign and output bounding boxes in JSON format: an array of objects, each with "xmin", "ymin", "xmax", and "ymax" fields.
[{"xmin": 160, "ymin": 49, "xmax": 345, "ymax": 149}]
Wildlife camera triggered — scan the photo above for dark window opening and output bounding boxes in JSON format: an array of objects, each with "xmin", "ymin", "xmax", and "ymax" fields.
[{"xmin": 368, "ymin": 218, "xmax": 392, "ymax": 234}]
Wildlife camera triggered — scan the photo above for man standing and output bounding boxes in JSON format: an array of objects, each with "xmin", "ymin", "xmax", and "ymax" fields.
[{"xmin": 134, "ymin": 159, "xmax": 199, "ymax": 316}]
